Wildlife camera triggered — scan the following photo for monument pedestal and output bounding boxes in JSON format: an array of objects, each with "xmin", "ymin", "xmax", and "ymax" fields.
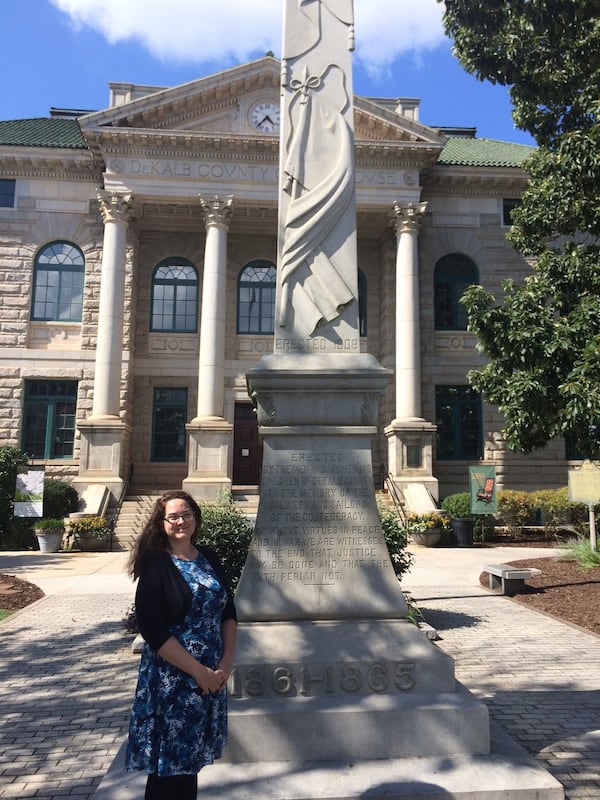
[{"xmin": 229, "ymin": 353, "xmax": 491, "ymax": 764}]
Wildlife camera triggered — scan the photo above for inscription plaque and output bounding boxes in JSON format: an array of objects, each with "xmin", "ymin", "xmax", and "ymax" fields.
[{"xmin": 235, "ymin": 434, "xmax": 407, "ymax": 621}]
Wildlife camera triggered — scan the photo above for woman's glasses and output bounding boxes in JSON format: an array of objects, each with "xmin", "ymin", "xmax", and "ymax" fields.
[{"xmin": 164, "ymin": 511, "xmax": 195, "ymax": 524}]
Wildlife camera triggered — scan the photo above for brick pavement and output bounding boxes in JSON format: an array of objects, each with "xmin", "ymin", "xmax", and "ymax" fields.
[
  {"xmin": 0, "ymin": 592, "xmax": 138, "ymax": 800},
  {"xmin": 2, "ymin": 548, "xmax": 600, "ymax": 799},
  {"xmin": 406, "ymin": 583, "xmax": 600, "ymax": 800}
]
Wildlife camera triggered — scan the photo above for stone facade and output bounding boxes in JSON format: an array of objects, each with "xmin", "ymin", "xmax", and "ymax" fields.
[{"xmin": 0, "ymin": 57, "xmax": 575, "ymax": 504}]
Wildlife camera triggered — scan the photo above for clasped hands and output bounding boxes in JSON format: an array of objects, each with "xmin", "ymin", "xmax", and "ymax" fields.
[{"xmin": 195, "ymin": 660, "xmax": 231, "ymax": 695}]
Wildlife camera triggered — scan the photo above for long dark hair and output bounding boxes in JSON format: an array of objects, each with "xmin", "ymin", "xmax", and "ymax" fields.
[{"xmin": 128, "ymin": 490, "xmax": 202, "ymax": 579}]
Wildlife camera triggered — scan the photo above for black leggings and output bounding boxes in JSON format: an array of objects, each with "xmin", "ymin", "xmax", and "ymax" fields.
[{"xmin": 144, "ymin": 773, "xmax": 198, "ymax": 800}]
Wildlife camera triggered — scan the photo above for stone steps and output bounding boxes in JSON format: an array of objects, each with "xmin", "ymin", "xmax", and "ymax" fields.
[{"xmin": 110, "ymin": 489, "xmax": 260, "ymax": 550}]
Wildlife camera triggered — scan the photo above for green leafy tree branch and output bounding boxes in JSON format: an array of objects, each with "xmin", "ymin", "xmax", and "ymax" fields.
[{"xmin": 441, "ymin": 0, "xmax": 600, "ymax": 457}]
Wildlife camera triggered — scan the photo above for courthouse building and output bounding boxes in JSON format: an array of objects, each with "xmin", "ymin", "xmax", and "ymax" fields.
[{"xmin": 0, "ymin": 57, "xmax": 575, "ymax": 511}]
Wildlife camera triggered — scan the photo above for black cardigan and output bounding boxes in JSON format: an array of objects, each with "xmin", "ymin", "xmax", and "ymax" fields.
[{"xmin": 135, "ymin": 547, "xmax": 237, "ymax": 652}]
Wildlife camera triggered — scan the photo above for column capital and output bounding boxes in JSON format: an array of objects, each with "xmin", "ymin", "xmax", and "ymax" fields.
[
  {"xmin": 392, "ymin": 201, "xmax": 427, "ymax": 236},
  {"xmin": 199, "ymin": 195, "xmax": 234, "ymax": 228},
  {"xmin": 97, "ymin": 190, "xmax": 135, "ymax": 224}
]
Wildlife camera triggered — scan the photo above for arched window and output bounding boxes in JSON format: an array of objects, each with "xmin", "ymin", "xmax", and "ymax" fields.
[
  {"xmin": 434, "ymin": 254, "xmax": 479, "ymax": 331},
  {"xmin": 151, "ymin": 258, "xmax": 198, "ymax": 332},
  {"xmin": 31, "ymin": 241, "xmax": 84, "ymax": 321},
  {"xmin": 358, "ymin": 269, "xmax": 367, "ymax": 337},
  {"xmin": 237, "ymin": 260, "xmax": 276, "ymax": 334}
]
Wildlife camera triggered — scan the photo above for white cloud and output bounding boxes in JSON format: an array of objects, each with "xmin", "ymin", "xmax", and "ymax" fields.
[{"xmin": 50, "ymin": 0, "xmax": 445, "ymax": 72}]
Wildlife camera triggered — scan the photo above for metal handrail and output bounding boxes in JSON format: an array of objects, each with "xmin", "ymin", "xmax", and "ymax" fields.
[
  {"xmin": 108, "ymin": 463, "xmax": 133, "ymax": 551},
  {"xmin": 384, "ymin": 472, "xmax": 407, "ymax": 525}
]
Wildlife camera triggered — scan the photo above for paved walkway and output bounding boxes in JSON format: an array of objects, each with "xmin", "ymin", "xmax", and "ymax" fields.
[
  {"xmin": 0, "ymin": 551, "xmax": 137, "ymax": 800},
  {"xmin": 0, "ymin": 544, "xmax": 599, "ymax": 798}
]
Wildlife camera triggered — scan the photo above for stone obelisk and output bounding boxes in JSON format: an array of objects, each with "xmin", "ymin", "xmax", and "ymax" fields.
[
  {"xmin": 234, "ymin": 0, "xmax": 406, "ymax": 623},
  {"xmin": 227, "ymin": 0, "xmax": 490, "ymax": 767},
  {"xmin": 206, "ymin": 4, "xmax": 562, "ymax": 799}
]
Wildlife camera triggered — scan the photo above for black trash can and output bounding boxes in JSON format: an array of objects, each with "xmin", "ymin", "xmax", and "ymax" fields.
[{"xmin": 452, "ymin": 517, "xmax": 474, "ymax": 547}]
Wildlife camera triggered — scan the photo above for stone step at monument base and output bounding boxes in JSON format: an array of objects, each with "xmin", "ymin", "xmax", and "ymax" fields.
[
  {"xmin": 224, "ymin": 690, "xmax": 489, "ymax": 762},
  {"xmin": 95, "ymin": 724, "xmax": 564, "ymax": 799}
]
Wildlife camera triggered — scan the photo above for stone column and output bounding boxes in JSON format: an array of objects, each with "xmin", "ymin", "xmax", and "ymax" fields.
[
  {"xmin": 392, "ymin": 201, "xmax": 427, "ymax": 422},
  {"xmin": 385, "ymin": 201, "xmax": 438, "ymax": 504},
  {"xmin": 195, "ymin": 195, "xmax": 233, "ymax": 419},
  {"xmin": 92, "ymin": 191, "xmax": 134, "ymax": 419},
  {"xmin": 183, "ymin": 195, "xmax": 233, "ymax": 501},
  {"xmin": 75, "ymin": 191, "xmax": 134, "ymax": 506}
]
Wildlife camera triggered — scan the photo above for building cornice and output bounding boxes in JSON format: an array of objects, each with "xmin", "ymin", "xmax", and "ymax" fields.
[
  {"xmin": 82, "ymin": 126, "xmax": 445, "ymax": 174},
  {"xmin": 0, "ymin": 148, "xmax": 99, "ymax": 181},
  {"xmin": 422, "ymin": 165, "xmax": 529, "ymax": 195},
  {"xmin": 82, "ymin": 127, "xmax": 281, "ymax": 167}
]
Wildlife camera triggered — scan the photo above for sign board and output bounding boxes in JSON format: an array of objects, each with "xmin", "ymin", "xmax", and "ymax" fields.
[
  {"xmin": 568, "ymin": 460, "xmax": 600, "ymax": 505},
  {"xmin": 469, "ymin": 465, "xmax": 497, "ymax": 514},
  {"xmin": 14, "ymin": 469, "xmax": 45, "ymax": 517}
]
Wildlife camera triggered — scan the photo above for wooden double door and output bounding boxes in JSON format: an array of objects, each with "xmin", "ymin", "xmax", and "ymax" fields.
[{"xmin": 232, "ymin": 403, "xmax": 262, "ymax": 486}]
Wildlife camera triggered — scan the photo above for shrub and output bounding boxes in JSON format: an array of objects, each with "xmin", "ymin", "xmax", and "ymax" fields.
[
  {"xmin": 34, "ymin": 517, "xmax": 66, "ymax": 531},
  {"xmin": 122, "ymin": 604, "xmax": 139, "ymax": 634},
  {"xmin": 441, "ymin": 492, "xmax": 471, "ymax": 519},
  {"xmin": 561, "ymin": 535, "xmax": 600, "ymax": 569},
  {"xmin": 567, "ymin": 499, "xmax": 598, "ymax": 537},
  {"xmin": 1, "ymin": 517, "xmax": 36, "ymax": 551},
  {"xmin": 43, "ymin": 479, "xmax": 79, "ymax": 519},
  {"xmin": 441, "ymin": 492, "xmax": 493, "ymax": 542},
  {"xmin": 531, "ymin": 487, "xmax": 570, "ymax": 537},
  {"xmin": 68, "ymin": 516, "xmax": 109, "ymax": 537},
  {"xmin": 194, "ymin": 495, "xmax": 254, "ymax": 592},
  {"xmin": 497, "ymin": 490, "xmax": 535, "ymax": 537},
  {"xmin": 377, "ymin": 501, "xmax": 414, "ymax": 580}
]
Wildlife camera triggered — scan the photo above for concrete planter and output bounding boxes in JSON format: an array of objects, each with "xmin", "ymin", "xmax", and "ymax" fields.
[
  {"xmin": 75, "ymin": 532, "xmax": 109, "ymax": 552},
  {"xmin": 35, "ymin": 530, "xmax": 63, "ymax": 553},
  {"xmin": 410, "ymin": 529, "xmax": 443, "ymax": 547}
]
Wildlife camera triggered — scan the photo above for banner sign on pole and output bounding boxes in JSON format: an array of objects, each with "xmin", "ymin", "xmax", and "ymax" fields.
[
  {"xmin": 14, "ymin": 469, "xmax": 45, "ymax": 517},
  {"xmin": 469, "ymin": 465, "xmax": 497, "ymax": 514}
]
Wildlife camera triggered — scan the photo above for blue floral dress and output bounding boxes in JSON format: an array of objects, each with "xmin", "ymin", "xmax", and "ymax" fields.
[{"xmin": 126, "ymin": 553, "xmax": 229, "ymax": 776}]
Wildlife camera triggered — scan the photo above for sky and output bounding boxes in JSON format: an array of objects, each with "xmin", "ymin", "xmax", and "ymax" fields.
[{"xmin": 3, "ymin": 0, "xmax": 534, "ymax": 146}]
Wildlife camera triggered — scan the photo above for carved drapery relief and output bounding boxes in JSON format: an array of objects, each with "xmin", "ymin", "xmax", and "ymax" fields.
[{"xmin": 278, "ymin": 0, "xmax": 357, "ymax": 337}]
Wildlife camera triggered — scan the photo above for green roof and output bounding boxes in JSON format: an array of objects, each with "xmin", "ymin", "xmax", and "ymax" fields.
[
  {"xmin": 0, "ymin": 118, "xmax": 535, "ymax": 169},
  {"xmin": 0, "ymin": 118, "xmax": 86, "ymax": 148},
  {"xmin": 438, "ymin": 137, "xmax": 535, "ymax": 168}
]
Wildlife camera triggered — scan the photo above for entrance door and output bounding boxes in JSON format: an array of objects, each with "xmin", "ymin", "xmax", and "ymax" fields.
[{"xmin": 233, "ymin": 404, "xmax": 262, "ymax": 485}]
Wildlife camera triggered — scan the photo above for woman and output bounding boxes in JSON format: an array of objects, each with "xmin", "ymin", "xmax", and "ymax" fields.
[{"xmin": 125, "ymin": 491, "xmax": 237, "ymax": 800}]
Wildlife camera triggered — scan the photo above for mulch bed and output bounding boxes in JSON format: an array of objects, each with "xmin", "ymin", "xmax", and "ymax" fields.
[
  {"xmin": 481, "ymin": 556, "xmax": 600, "ymax": 636},
  {"xmin": 0, "ymin": 573, "xmax": 45, "ymax": 611}
]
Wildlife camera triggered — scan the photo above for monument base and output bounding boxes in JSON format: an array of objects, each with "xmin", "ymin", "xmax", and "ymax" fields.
[
  {"xmin": 224, "ymin": 619, "xmax": 489, "ymax": 763},
  {"xmin": 95, "ymin": 723, "xmax": 563, "ymax": 800}
]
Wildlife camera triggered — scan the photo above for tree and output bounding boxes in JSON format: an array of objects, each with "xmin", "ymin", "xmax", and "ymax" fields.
[{"xmin": 440, "ymin": 1, "xmax": 600, "ymax": 457}]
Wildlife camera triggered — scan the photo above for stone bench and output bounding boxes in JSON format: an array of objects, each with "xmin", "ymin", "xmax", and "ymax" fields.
[{"xmin": 483, "ymin": 563, "xmax": 542, "ymax": 596}]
